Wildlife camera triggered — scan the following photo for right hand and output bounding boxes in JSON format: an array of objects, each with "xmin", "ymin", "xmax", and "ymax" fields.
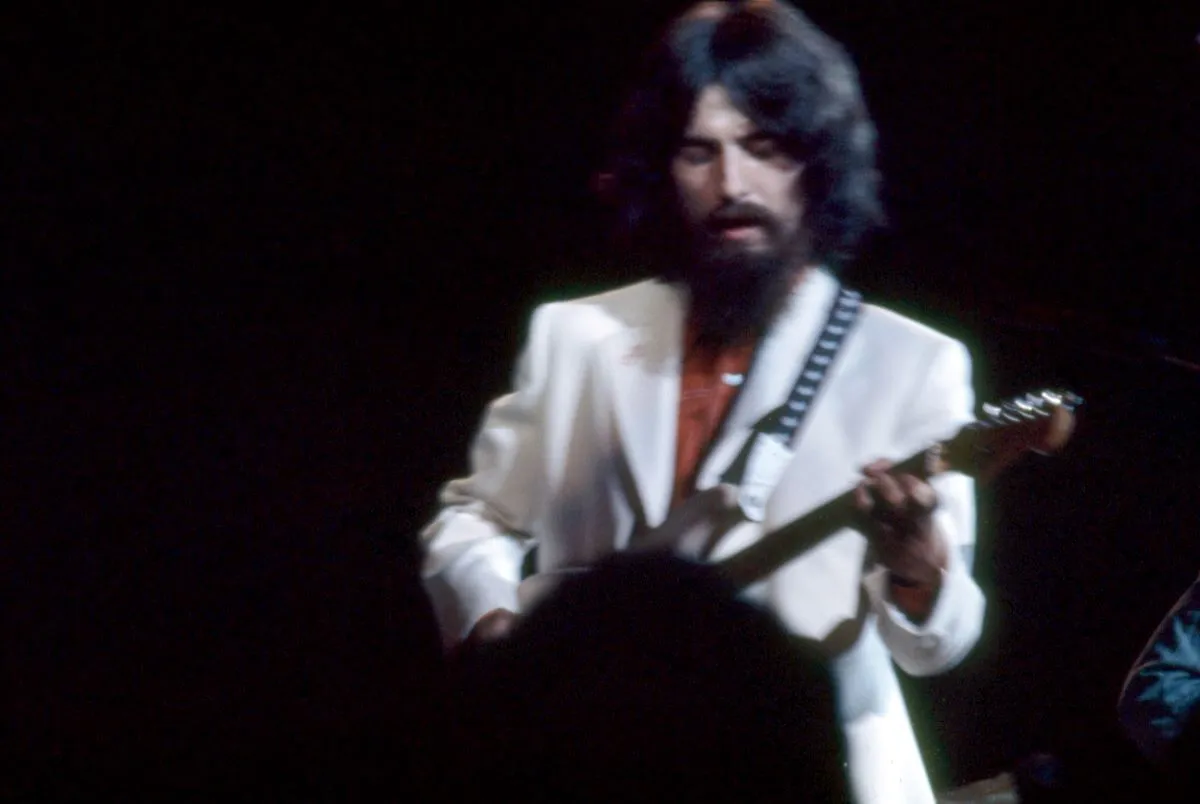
[
  {"xmin": 632, "ymin": 482, "xmax": 742, "ymax": 557},
  {"xmin": 462, "ymin": 607, "xmax": 519, "ymax": 649}
]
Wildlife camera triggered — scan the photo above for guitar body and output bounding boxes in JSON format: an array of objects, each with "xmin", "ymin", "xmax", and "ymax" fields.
[{"xmin": 516, "ymin": 494, "xmax": 868, "ymax": 640}]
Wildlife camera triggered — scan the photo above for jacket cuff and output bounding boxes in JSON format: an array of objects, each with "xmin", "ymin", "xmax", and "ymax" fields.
[
  {"xmin": 863, "ymin": 545, "xmax": 985, "ymax": 675},
  {"xmin": 423, "ymin": 537, "xmax": 524, "ymax": 648}
]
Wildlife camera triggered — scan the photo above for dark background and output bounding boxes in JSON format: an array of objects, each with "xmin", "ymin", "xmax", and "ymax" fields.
[{"xmin": 7, "ymin": 2, "xmax": 1200, "ymax": 798}]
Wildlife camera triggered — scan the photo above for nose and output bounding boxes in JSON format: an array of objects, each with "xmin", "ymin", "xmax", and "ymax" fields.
[{"xmin": 718, "ymin": 149, "xmax": 750, "ymax": 201}]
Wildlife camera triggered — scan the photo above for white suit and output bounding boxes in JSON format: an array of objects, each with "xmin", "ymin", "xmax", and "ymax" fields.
[{"xmin": 421, "ymin": 268, "xmax": 986, "ymax": 803}]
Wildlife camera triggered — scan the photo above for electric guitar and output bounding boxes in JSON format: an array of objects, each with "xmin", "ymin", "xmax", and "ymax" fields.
[{"xmin": 516, "ymin": 388, "xmax": 1082, "ymax": 612}]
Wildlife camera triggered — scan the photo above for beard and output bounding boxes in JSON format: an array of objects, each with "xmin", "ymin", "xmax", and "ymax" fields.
[{"xmin": 658, "ymin": 201, "xmax": 809, "ymax": 349}]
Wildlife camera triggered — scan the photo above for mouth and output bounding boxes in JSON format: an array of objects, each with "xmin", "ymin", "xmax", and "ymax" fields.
[{"xmin": 715, "ymin": 222, "xmax": 767, "ymax": 241}]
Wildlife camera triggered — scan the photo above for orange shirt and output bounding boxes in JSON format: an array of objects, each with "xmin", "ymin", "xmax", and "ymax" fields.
[{"xmin": 671, "ymin": 326, "xmax": 757, "ymax": 510}]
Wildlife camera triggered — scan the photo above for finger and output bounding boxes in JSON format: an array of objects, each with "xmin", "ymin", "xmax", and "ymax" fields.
[
  {"xmin": 860, "ymin": 458, "xmax": 894, "ymax": 477},
  {"xmin": 472, "ymin": 609, "xmax": 518, "ymax": 644},
  {"xmin": 898, "ymin": 474, "xmax": 938, "ymax": 514},
  {"xmin": 853, "ymin": 481, "xmax": 876, "ymax": 513},
  {"xmin": 871, "ymin": 471, "xmax": 907, "ymax": 510}
]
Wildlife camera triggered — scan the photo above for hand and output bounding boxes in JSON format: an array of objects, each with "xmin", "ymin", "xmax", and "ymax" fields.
[
  {"xmin": 631, "ymin": 483, "xmax": 741, "ymax": 557},
  {"xmin": 853, "ymin": 459, "xmax": 949, "ymax": 586},
  {"xmin": 463, "ymin": 607, "xmax": 519, "ymax": 649}
]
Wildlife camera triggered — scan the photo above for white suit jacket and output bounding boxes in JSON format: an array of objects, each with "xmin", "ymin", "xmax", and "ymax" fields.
[{"xmin": 421, "ymin": 269, "xmax": 986, "ymax": 804}]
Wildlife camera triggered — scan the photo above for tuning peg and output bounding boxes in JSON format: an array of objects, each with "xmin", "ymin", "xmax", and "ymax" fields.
[
  {"xmin": 979, "ymin": 389, "xmax": 1083, "ymax": 425},
  {"xmin": 999, "ymin": 406, "xmax": 1026, "ymax": 422},
  {"xmin": 1059, "ymin": 391, "xmax": 1084, "ymax": 411},
  {"xmin": 1044, "ymin": 389, "xmax": 1084, "ymax": 410},
  {"xmin": 1020, "ymin": 395, "xmax": 1055, "ymax": 417},
  {"xmin": 1024, "ymin": 393, "xmax": 1049, "ymax": 409}
]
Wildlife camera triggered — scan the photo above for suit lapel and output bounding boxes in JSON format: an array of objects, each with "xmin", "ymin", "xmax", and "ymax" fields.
[{"xmin": 604, "ymin": 282, "xmax": 684, "ymax": 528}]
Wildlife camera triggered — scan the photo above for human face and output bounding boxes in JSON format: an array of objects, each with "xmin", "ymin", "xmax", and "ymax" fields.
[{"xmin": 670, "ymin": 84, "xmax": 805, "ymax": 258}]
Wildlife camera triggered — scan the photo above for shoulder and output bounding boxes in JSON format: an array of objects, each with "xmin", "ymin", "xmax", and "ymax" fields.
[
  {"xmin": 797, "ymin": 269, "xmax": 967, "ymax": 362},
  {"xmin": 839, "ymin": 294, "xmax": 976, "ymax": 429},
  {"xmin": 856, "ymin": 302, "xmax": 965, "ymax": 353},
  {"xmin": 527, "ymin": 279, "xmax": 681, "ymax": 342},
  {"xmin": 852, "ymin": 300, "xmax": 972, "ymax": 376}
]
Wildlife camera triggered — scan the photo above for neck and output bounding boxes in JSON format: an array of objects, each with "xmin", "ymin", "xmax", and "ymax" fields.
[{"xmin": 687, "ymin": 267, "xmax": 811, "ymax": 351}]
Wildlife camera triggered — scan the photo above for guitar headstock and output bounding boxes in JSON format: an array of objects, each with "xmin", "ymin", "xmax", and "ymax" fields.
[{"xmin": 936, "ymin": 389, "xmax": 1083, "ymax": 484}]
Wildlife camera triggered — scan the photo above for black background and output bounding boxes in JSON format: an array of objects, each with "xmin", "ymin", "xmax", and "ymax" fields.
[{"xmin": 7, "ymin": 2, "xmax": 1200, "ymax": 797}]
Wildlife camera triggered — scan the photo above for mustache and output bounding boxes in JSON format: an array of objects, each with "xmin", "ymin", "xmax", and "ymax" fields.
[{"xmin": 704, "ymin": 203, "xmax": 778, "ymax": 232}]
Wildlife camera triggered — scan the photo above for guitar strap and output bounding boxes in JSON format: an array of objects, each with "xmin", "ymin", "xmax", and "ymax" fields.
[{"xmin": 717, "ymin": 284, "xmax": 863, "ymax": 523}]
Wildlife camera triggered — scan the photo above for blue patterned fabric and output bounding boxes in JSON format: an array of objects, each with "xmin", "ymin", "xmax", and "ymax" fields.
[{"xmin": 1119, "ymin": 573, "xmax": 1200, "ymax": 761}]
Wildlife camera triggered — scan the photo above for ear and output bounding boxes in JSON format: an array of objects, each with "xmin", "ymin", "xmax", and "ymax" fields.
[{"xmin": 591, "ymin": 170, "xmax": 618, "ymax": 205}]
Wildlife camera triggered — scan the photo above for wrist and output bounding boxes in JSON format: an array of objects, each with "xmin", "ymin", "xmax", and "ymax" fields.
[
  {"xmin": 886, "ymin": 570, "xmax": 942, "ymax": 623},
  {"xmin": 882, "ymin": 527, "xmax": 950, "ymax": 587}
]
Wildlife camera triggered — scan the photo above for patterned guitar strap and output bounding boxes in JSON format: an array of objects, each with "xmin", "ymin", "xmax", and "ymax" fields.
[{"xmin": 716, "ymin": 284, "xmax": 863, "ymax": 528}]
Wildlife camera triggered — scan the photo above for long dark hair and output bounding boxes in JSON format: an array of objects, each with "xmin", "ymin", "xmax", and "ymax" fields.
[{"xmin": 600, "ymin": 0, "xmax": 885, "ymax": 269}]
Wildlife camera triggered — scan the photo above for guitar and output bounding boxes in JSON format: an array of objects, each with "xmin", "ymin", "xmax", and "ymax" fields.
[{"xmin": 516, "ymin": 388, "xmax": 1082, "ymax": 612}]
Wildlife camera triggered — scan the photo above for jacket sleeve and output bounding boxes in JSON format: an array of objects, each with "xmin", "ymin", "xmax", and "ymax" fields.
[
  {"xmin": 1117, "ymin": 574, "xmax": 1200, "ymax": 762},
  {"xmin": 863, "ymin": 337, "xmax": 987, "ymax": 676},
  {"xmin": 419, "ymin": 304, "xmax": 559, "ymax": 648}
]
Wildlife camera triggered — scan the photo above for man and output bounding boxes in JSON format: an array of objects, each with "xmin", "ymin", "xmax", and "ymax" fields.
[
  {"xmin": 1118, "ymin": 571, "xmax": 1200, "ymax": 790},
  {"xmin": 420, "ymin": 2, "xmax": 986, "ymax": 802}
]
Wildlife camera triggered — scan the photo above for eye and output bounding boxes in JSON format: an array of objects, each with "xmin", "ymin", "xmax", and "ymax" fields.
[
  {"xmin": 675, "ymin": 142, "xmax": 715, "ymax": 166},
  {"xmin": 743, "ymin": 135, "xmax": 786, "ymax": 161}
]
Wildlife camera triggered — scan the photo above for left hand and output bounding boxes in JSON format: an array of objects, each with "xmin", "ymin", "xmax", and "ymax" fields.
[{"xmin": 853, "ymin": 458, "xmax": 950, "ymax": 586}]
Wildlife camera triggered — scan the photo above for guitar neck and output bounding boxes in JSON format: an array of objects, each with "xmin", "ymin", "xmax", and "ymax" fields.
[
  {"xmin": 714, "ymin": 444, "xmax": 940, "ymax": 590},
  {"xmin": 521, "ymin": 391, "xmax": 1077, "ymax": 606}
]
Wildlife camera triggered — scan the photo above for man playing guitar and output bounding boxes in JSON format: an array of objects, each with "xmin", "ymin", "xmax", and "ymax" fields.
[{"xmin": 419, "ymin": 3, "xmax": 1075, "ymax": 801}]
